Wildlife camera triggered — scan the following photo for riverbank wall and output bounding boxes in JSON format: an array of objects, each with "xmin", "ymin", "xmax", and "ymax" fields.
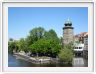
[{"xmin": 14, "ymin": 53, "xmax": 54, "ymax": 64}]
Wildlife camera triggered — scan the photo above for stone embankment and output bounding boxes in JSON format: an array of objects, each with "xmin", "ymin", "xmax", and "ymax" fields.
[{"xmin": 14, "ymin": 53, "xmax": 52, "ymax": 64}]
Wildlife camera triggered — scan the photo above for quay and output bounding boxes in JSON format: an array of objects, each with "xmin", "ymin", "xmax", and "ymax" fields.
[{"xmin": 14, "ymin": 53, "xmax": 52, "ymax": 64}]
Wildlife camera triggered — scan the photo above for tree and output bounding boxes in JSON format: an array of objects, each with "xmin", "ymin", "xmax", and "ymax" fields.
[
  {"xmin": 58, "ymin": 44, "xmax": 74, "ymax": 63},
  {"xmin": 29, "ymin": 39, "xmax": 61, "ymax": 57},
  {"xmin": 8, "ymin": 27, "xmax": 62, "ymax": 57},
  {"xmin": 49, "ymin": 39, "xmax": 61, "ymax": 57},
  {"xmin": 19, "ymin": 38, "xmax": 25, "ymax": 51},
  {"xmin": 29, "ymin": 27, "xmax": 45, "ymax": 41},
  {"xmin": 9, "ymin": 38, "xmax": 14, "ymax": 41},
  {"xmin": 25, "ymin": 27, "xmax": 46, "ymax": 51},
  {"xmin": 26, "ymin": 36, "xmax": 34, "ymax": 46},
  {"xmin": 58, "ymin": 49, "xmax": 73, "ymax": 63},
  {"xmin": 8, "ymin": 40, "xmax": 19, "ymax": 53},
  {"xmin": 29, "ymin": 39, "xmax": 49, "ymax": 56},
  {"xmin": 44, "ymin": 29, "xmax": 59, "ymax": 42},
  {"xmin": 16, "ymin": 38, "xmax": 29, "ymax": 53},
  {"xmin": 8, "ymin": 41, "xmax": 15, "ymax": 53}
]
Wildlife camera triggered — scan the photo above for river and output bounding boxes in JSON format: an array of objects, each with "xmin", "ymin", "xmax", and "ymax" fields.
[{"xmin": 8, "ymin": 54, "xmax": 88, "ymax": 67}]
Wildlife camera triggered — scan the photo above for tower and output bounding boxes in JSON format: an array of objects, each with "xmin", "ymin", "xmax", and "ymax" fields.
[{"xmin": 63, "ymin": 19, "xmax": 74, "ymax": 45}]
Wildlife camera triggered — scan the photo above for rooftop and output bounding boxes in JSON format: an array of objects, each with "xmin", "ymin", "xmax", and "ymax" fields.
[{"xmin": 65, "ymin": 18, "xmax": 72, "ymax": 24}]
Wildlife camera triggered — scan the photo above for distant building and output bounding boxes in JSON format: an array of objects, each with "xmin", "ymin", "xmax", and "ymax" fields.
[
  {"xmin": 74, "ymin": 32, "xmax": 88, "ymax": 43},
  {"xmin": 63, "ymin": 19, "xmax": 74, "ymax": 45},
  {"xmin": 74, "ymin": 43, "xmax": 84, "ymax": 52},
  {"xmin": 84, "ymin": 32, "xmax": 88, "ymax": 50},
  {"xmin": 83, "ymin": 33, "xmax": 88, "ymax": 59},
  {"xmin": 74, "ymin": 34, "xmax": 80, "ymax": 43},
  {"xmin": 74, "ymin": 32, "xmax": 88, "ymax": 58},
  {"xmin": 74, "ymin": 43, "xmax": 84, "ymax": 56},
  {"xmin": 79, "ymin": 32, "xmax": 87, "ymax": 43}
]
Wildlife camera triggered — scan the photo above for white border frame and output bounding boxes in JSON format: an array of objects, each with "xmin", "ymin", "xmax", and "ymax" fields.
[
  {"xmin": 2, "ymin": 0, "xmax": 95, "ymax": 2},
  {"xmin": 3, "ymin": 73, "xmax": 94, "ymax": 74},
  {"xmin": 2, "ymin": 2, "xmax": 94, "ymax": 73},
  {"xmin": 94, "ymin": 1, "xmax": 95, "ymax": 73},
  {"xmin": 0, "ymin": 1, "xmax": 2, "ymax": 71}
]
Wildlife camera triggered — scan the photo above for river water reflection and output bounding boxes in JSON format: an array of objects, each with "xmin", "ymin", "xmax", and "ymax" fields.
[{"xmin": 8, "ymin": 54, "xmax": 88, "ymax": 67}]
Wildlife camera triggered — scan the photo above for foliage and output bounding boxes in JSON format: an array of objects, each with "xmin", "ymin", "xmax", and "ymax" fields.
[
  {"xmin": 29, "ymin": 39, "xmax": 61, "ymax": 57},
  {"xmin": 8, "ymin": 40, "xmax": 19, "ymax": 53},
  {"xmin": 44, "ymin": 29, "xmax": 59, "ymax": 43},
  {"xmin": 58, "ymin": 49, "xmax": 73, "ymax": 62},
  {"xmin": 8, "ymin": 27, "xmax": 61, "ymax": 57},
  {"xmin": 9, "ymin": 38, "xmax": 14, "ymax": 41},
  {"xmin": 18, "ymin": 38, "xmax": 28, "ymax": 53},
  {"xmin": 29, "ymin": 27, "xmax": 45, "ymax": 41},
  {"xmin": 58, "ymin": 44, "xmax": 74, "ymax": 62}
]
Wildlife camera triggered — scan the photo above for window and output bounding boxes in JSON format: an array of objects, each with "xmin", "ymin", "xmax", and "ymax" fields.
[
  {"xmin": 79, "ymin": 47, "xmax": 82, "ymax": 49},
  {"xmin": 75, "ymin": 47, "xmax": 78, "ymax": 49}
]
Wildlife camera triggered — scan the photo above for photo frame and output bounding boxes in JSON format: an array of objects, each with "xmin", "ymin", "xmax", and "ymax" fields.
[
  {"xmin": 2, "ymin": 1, "xmax": 94, "ymax": 73},
  {"xmin": 0, "ymin": 2, "xmax": 2, "ymax": 72},
  {"xmin": 1, "ymin": 73, "xmax": 93, "ymax": 74},
  {"xmin": 94, "ymin": 1, "xmax": 96, "ymax": 72}
]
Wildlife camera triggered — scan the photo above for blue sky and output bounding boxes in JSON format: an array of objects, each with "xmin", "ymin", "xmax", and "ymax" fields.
[{"xmin": 8, "ymin": 7, "xmax": 88, "ymax": 39}]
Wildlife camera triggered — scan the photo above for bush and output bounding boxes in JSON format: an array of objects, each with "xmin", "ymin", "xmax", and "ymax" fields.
[{"xmin": 58, "ymin": 45, "xmax": 73, "ymax": 62}]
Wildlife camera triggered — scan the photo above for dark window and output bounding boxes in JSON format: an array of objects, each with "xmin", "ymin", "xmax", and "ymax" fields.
[
  {"xmin": 75, "ymin": 47, "xmax": 78, "ymax": 49},
  {"xmin": 79, "ymin": 47, "xmax": 82, "ymax": 49}
]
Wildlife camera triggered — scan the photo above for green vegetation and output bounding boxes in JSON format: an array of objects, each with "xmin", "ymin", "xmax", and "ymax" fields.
[
  {"xmin": 29, "ymin": 39, "xmax": 61, "ymax": 57},
  {"xmin": 8, "ymin": 27, "xmax": 74, "ymax": 62},
  {"xmin": 8, "ymin": 40, "xmax": 19, "ymax": 53},
  {"xmin": 58, "ymin": 43, "xmax": 74, "ymax": 62}
]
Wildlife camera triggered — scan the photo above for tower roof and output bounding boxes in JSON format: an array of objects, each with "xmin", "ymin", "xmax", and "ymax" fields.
[
  {"xmin": 64, "ymin": 18, "xmax": 72, "ymax": 26},
  {"xmin": 65, "ymin": 18, "xmax": 72, "ymax": 24}
]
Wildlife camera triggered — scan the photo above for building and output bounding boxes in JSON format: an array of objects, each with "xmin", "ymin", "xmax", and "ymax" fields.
[
  {"xmin": 63, "ymin": 19, "xmax": 74, "ymax": 45},
  {"xmin": 84, "ymin": 32, "xmax": 88, "ymax": 49},
  {"xmin": 74, "ymin": 43, "xmax": 84, "ymax": 56},
  {"xmin": 74, "ymin": 34, "xmax": 80, "ymax": 43},
  {"xmin": 83, "ymin": 33, "xmax": 88, "ymax": 59},
  {"xmin": 74, "ymin": 32, "xmax": 88, "ymax": 58},
  {"xmin": 74, "ymin": 32, "xmax": 87, "ymax": 43}
]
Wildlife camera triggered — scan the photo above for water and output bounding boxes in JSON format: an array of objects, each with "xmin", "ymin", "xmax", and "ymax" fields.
[
  {"xmin": 8, "ymin": 54, "xmax": 88, "ymax": 67},
  {"xmin": 72, "ymin": 57, "xmax": 88, "ymax": 67}
]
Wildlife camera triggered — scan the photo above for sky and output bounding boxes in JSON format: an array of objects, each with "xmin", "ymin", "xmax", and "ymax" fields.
[{"xmin": 8, "ymin": 7, "xmax": 88, "ymax": 40}]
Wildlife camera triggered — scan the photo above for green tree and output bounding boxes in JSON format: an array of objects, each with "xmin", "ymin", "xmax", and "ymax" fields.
[
  {"xmin": 58, "ymin": 49, "xmax": 73, "ymax": 63},
  {"xmin": 29, "ymin": 27, "xmax": 45, "ymax": 41},
  {"xmin": 49, "ymin": 39, "xmax": 61, "ymax": 57},
  {"xmin": 8, "ymin": 40, "xmax": 19, "ymax": 53},
  {"xmin": 8, "ymin": 27, "xmax": 61, "ymax": 57},
  {"xmin": 29, "ymin": 39, "xmax": 49, "ymax": 56},
  {"xmin": 29, "ymin": 39, "xmax": 61, "ymax": 57},
  {"xmin": 58, "ymin": 44, "xmax": 74, "ymax": 62},
  {"xmin": 44, "ymin": 29, "xmax": 59, "ymax": 43},
  {"xmin": 8, "ymin": 41, "xmax": 15, "ymax": 53},
  {"xmin": 9, "ymin": 38, "xmax": 14, "ymax": 41},
  {"xmin": 19, "ymin": 38, "xmax": 25, "ymax": 51},
  {"xmin": 25, "ymin": 27, "xmax": 46, "ymax": 51},
  {"xmin": 26, "ymin": 36, "xmax": 34, "ymax": 46},
  {"xmin": 16, "ymin": 38, "xmax": 29, "ymax": 53}
]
